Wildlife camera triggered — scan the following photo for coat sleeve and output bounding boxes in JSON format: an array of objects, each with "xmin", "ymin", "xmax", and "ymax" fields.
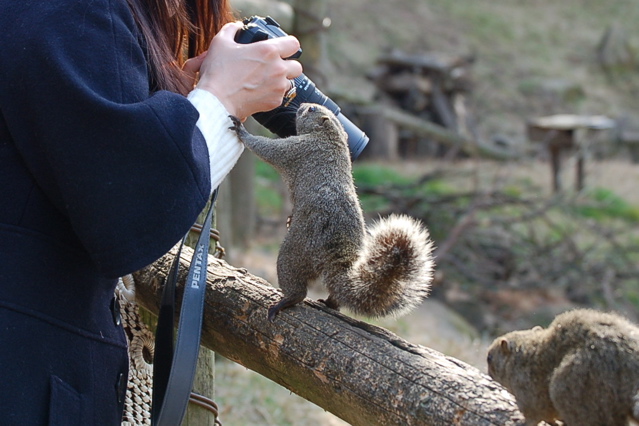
[{"xmin": 2, "ymin": 0, "xmax": 225, "ymax": 277}]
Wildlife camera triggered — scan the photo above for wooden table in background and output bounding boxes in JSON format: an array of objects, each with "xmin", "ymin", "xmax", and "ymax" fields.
[{"xmin": 527, "ymin": 114, "xmax": 615, "ymax": 193}]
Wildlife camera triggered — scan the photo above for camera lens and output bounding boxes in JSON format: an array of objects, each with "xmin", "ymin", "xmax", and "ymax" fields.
[
  {"xmin": 337, "ymin": 114, "xmax": 369, "ymax": 160},
  {"xmin": 253, "ymin": 75, "xmax": 368, "ymax": 160}
]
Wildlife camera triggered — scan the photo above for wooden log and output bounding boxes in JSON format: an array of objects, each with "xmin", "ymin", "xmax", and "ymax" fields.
[
  {"xmin": 372, "ymin": 71, "xmax": 433, "ymax": 96},
  {"xmin": 362, "ymin": 105, "xmax": 515, "ymax": 160},
  {"xmin": 431, "ymin": 80, "xmax": 458, "ymax": 131},
  {"xmin": 132, "ymin": 246, "xmax": 525, "ymax": 425},
  {"xmin": 377, "ymin": 50, "xmax": 473, "ymax": 75}
]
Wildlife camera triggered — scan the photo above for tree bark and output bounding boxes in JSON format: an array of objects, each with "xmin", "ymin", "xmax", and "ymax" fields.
[{"xmin": 132, "ymin": 246, "xmax": 525, "ymax": 426}]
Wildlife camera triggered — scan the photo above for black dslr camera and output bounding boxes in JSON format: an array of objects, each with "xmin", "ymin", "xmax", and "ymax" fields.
[{"xmin": 234, "ymin": 16, "xmax": 369, "ymax": 160}]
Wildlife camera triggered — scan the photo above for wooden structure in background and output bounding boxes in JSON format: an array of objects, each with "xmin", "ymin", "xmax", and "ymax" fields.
[
  {"xmin": 619, "ymin": 128, "xmax": 639, "ymax": 164},
  {"xmin": 364, "ymin": 49, "xmax": 475, "ymax": 159},
  {"xmin": 527, "ymin": 114, "xmax": 615, "ymax": 192}
]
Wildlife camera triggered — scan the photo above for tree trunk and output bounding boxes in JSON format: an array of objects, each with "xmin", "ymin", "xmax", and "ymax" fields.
[
  {"xmin": 293, "ymin": 0, "xmax": 330, "ymax": 87},
  {"xmin": 132, "ymin": 246, "xmax": 525, "ymax": 426}
]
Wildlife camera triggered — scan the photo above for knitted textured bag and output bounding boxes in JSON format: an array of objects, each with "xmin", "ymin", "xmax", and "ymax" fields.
[{"xmin": 117, "ymin": 275, "xmax": 155, "ymax": 425}]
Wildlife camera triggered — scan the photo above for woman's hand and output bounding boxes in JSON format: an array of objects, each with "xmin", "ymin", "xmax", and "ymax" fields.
[{"xmin": 196, "ymin": 21, "xmax": 303, "ymax": 120}]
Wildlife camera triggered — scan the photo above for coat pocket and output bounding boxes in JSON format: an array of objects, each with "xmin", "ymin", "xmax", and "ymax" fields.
[{"xmin": 49, "ymin": 375, "xmax": 84, "ymax": 426}]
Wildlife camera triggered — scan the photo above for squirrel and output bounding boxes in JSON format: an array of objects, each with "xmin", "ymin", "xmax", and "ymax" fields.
[
  {"xmin": 229, "ymin": 103, "xmax": 434, "ymax": 321},
  {"xmin": 487, "ymin": 308, "xmax": 639, "ymax": 426}
]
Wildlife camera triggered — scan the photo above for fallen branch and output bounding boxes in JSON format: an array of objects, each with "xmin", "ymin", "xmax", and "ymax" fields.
[
  {"xmin": 362, "ymin": 105, "xmax": 516, "ymax": 161},
  {"xmin": 133, "ymin": 246, "xmax": 525, "ymax": 425}
]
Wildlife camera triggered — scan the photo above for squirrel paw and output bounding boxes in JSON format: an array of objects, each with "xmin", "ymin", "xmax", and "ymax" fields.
[
  {"xmin": 267, "ymin": 305, "xmax": 281, "ymax": 322},
  {"xmin": 228, "ymin": 115, "xmax": 243, "ymax": 132},
  {"xmin": 267, "ymin": 294, "xmax": 306, "ymax": 322},
  {"xmin": 318, "ymin": 297, "xmax": 340, "ymax": 311}
]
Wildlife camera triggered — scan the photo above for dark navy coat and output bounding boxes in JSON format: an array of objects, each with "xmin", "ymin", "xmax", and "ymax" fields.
[{"xmin": 0, "ymin": 0, "xmax": 212, "ymax": 424}]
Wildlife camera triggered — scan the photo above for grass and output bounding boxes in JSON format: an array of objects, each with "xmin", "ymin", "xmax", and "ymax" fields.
[
  {"xmin": 215, "ymin": 359, "xmax": 347, "ymax": 426},
  {"xmin": 575, "ymin": 187, "xmax": 639, "ymax": 222}
]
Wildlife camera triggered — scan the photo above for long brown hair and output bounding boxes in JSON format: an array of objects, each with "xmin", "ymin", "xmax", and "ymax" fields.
[{"xmin": 126, "ymin": 0, "xmax": 234, "ymax": 94}]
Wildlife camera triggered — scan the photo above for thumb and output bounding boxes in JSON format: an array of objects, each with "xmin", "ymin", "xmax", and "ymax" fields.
[{"xmin": 182, "ymin": 51, "xmax": 208, "ymax": 80}]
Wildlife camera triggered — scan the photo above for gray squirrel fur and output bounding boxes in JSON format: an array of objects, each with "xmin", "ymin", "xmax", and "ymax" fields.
[
  {"xmin": 229, "ymin": 103, "xmax": 434, "ymax": 321},
  {"xmin": 487, "ymin": 308, "xmax": 639, "ymax": 426}
]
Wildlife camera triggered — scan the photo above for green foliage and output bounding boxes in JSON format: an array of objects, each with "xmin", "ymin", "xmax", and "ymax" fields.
[
  {"xmin": 574, "ymin": 187, "xmax": 639, "ymax": 222},
  {"xmin": 254, "ymin": 161, "xmax": 283, "ymax": 216},
  {"xmin": 352, "ymin": 164, "xmax": 414, "ymax": 186},
  {"xmin": 349, "ymin": 162, "xmax": 639, "ymax": 315},
  {"xmin": 353, "ymin": 164, "xmax": 461, "ymax": 222},
  {"xmin": 255, "ymin": 160, "xmax": 280, "ymax": 182}
]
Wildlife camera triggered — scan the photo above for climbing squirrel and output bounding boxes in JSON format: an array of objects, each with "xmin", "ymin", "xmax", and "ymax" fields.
[
  {"xmin": 487, "ymin": 308, "xmax": 639, "ymax": 426},
  {"xmin": 229, "ymin": 103, "xmax": 434, "ymax": 321}
]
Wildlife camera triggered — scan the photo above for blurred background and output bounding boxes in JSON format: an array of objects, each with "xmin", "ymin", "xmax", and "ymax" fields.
[{"xmin": 213, "ymin": 0, "xmax": 639, "ymax": 423}]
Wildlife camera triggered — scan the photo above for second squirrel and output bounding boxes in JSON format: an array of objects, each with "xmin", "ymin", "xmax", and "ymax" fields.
[
  {"xmin": 230, "ymin": 103, "xmax": 434, "ymax": 321},
  {"xmin": 487, "ymin": 309, "xmax": 639, "ymax": 426}
]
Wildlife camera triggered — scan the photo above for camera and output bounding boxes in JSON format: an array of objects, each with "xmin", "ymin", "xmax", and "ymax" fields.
[{"xmin": 234, "ymin": 16, "xmax": 369, "ymax": 160}]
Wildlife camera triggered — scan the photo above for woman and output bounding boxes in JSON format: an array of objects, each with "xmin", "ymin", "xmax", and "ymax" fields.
[{"xmin": 0, "ymin": 0, "xmax": 302, "ymax": 423}]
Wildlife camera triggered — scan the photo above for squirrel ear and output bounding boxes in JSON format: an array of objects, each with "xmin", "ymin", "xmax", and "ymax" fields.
[
  {"xmin": 532, "ymin": 326, "xmax": 543, "ymax": 331},
  {"xmin": 321, "ymin": 115, "xmax": 330, "ymax": 125},
  {"xmin": 499, "ymin": 338, "xmax": 511, "ymax": 354}
]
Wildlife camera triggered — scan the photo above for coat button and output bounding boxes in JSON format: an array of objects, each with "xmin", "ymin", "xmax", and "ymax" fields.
[
  {"xmin": 110, "ymin": 297, "xmax": 122, "ymax": 326},
  {"xmin": 116, "ymin": 372, "xmax": 128, "ymax": 404}
]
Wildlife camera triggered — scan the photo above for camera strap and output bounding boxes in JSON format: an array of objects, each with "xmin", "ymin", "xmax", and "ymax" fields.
[{"xmin": 151, "ymin": 189, "xmax": 218, "ymax": 425}]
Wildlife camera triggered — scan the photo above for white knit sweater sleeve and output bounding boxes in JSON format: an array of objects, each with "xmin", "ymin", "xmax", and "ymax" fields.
[{"xmin": 187, "ymin": 88, "xmax": 244, "ymax": 191}]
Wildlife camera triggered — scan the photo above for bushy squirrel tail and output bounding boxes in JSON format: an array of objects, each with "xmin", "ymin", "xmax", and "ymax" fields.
[{"xmin": 336, "ymin": 214, "xmax": 435, "ymax": 317}]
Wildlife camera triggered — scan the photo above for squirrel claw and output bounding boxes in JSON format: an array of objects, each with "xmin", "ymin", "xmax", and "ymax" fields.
[
  {"xmin": 228, "ymin": 115, "xmax": 242, "ymax": 132},
  {"xmin": 267, "ymin": 306, "xmax": 280, "ymax": 322}
]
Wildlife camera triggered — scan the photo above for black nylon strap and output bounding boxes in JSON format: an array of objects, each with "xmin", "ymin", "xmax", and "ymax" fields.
[{"xmin": 152, "ymin": 189, "xmax": 218, "ymax": 425}]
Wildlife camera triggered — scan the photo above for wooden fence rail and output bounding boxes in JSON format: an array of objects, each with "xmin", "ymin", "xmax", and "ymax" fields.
[{"xmin": 132, "ymin": 246, "xmax": 525, "ymax": 426}]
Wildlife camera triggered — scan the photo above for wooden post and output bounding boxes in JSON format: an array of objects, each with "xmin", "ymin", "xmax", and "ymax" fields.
[
  {"xmin": 132, "ymin": 246, "xmax": 526, "ymax": 426},
  {"xmin": 359, "ymin": 105, "xmax": 400, "ymax": 161},
  {"xmin": 547, "ymin": 130, "xmax": 574, "ymax": 193},
  {"xmin": 183, "ymin": 346, "xmax": 216, "ymax": 425}
]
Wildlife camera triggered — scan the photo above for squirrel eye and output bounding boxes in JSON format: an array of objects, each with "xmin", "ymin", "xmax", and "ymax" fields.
[{"xmin": 308, "ymin": 106, "xmax": 317, "ymax": 112}]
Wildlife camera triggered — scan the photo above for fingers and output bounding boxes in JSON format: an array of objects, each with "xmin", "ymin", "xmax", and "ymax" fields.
[
  {"xmin": 246, "ymin": 37, "xmax": 303, "ymax": 80},
  {"xmin": 266, "ymin": 35, "xmax": 301, "ymax": 61},
  {"xmin": 283, "ymin": 52, "xmax": 303, "ymax": 79}
]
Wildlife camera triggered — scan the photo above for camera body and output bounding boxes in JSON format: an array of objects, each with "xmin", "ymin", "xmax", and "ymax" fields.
[{"xmin": 234, "ymin": 16, "xmax": 369, "ymax": 160}]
